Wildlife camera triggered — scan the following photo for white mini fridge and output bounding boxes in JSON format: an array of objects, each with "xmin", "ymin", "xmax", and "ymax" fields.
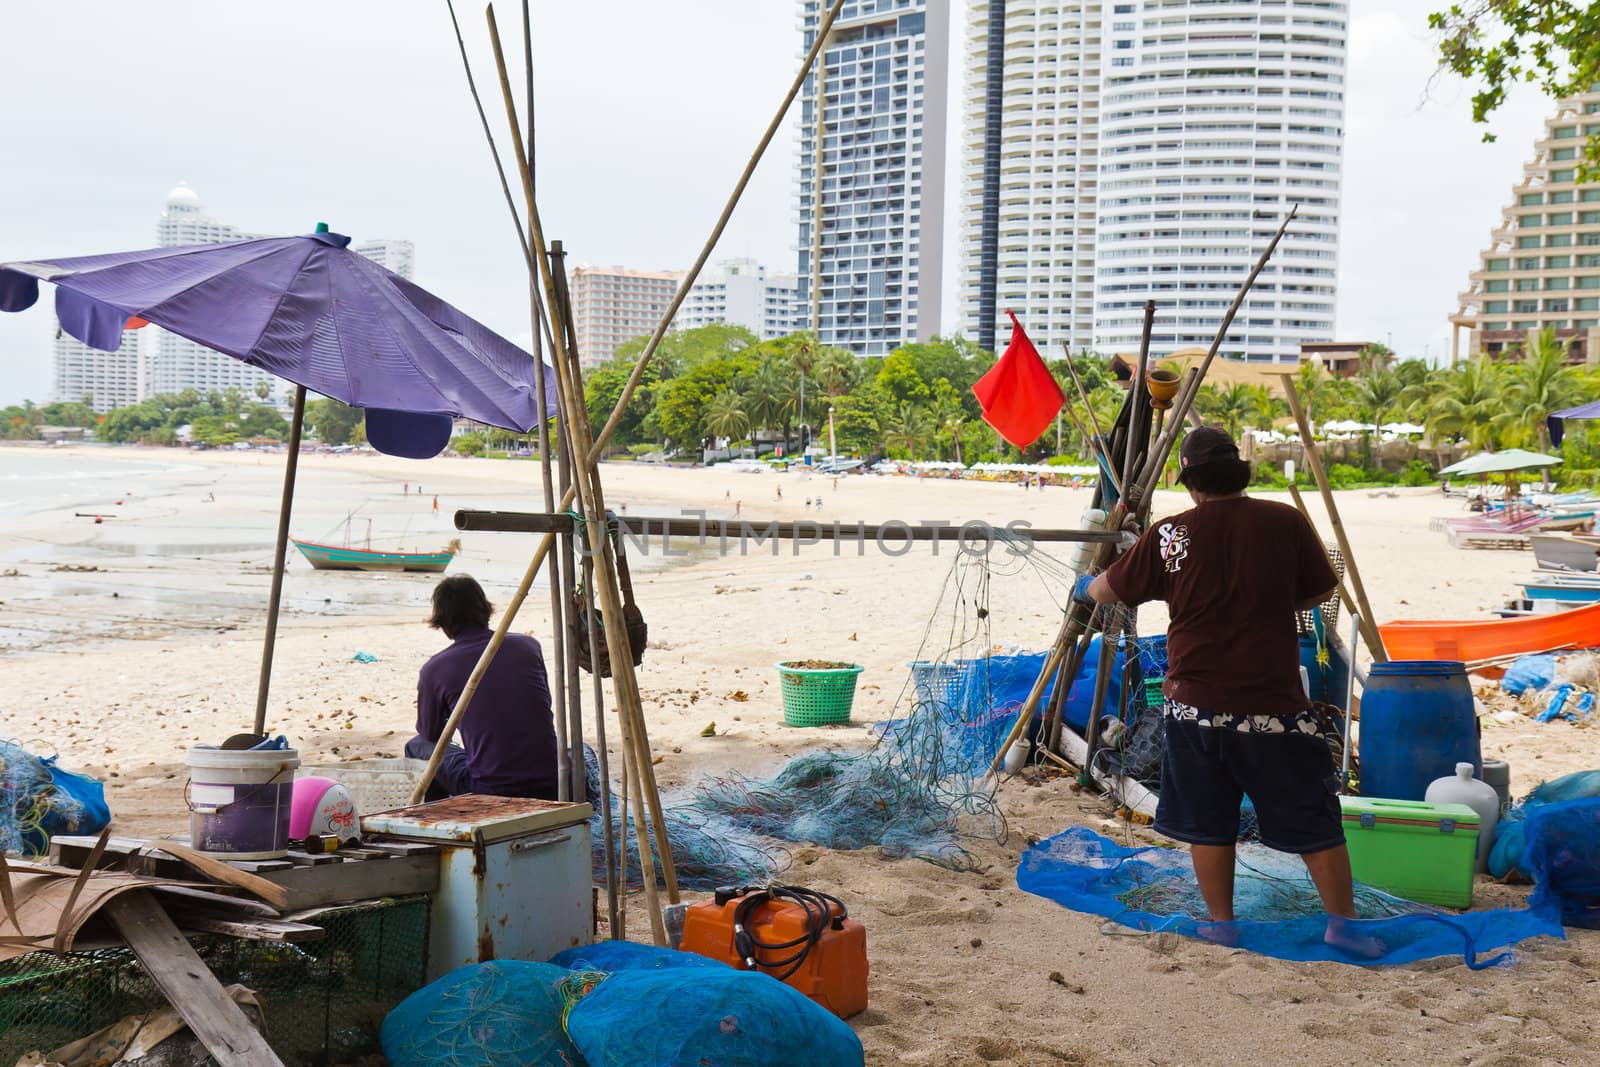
[{"xmin": 362, "ymin": 795, "xmax": 594, "ymax": 981}]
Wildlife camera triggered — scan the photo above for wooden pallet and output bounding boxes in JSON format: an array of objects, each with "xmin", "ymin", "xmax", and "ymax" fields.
[{"xmin": 49, "ymin": 836, "xmax": 441, "ymax": 912}]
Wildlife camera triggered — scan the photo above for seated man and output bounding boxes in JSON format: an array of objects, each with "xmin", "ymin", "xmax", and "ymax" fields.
[{"xmin": 405, "ymin": 575, "xmax": 558, "ymax": 800}]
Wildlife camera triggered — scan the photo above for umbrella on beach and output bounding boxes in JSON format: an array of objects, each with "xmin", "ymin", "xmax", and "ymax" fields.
[
  {"xmin": 1437, "ymin": 449, "xmax": 1561, "ymax": 477},
  {"xmin": 1548, "ymin": 400, "xmax": 1600, "ymax": 447},
  {"xmin": 0, "ymin": 228, "xmax": 558, "ymax": 733}
]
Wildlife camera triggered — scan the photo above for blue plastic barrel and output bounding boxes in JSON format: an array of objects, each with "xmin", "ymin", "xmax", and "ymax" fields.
[{"xmin": 1358, "ymin": 660, "xmax": 1480, "ymax": 801}]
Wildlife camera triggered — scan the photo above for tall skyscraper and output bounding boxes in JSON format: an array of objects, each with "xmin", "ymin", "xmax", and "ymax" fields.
[
  {"xmin": 147, "ymin": 184, "xmax": 415, "ymax": 401},
  {"xmin": 570, "ymin": 265, "xmax": 685, "ymax": 367},
  {"xmin": 1450, "ymin": 90, "xmax": 1600, "ymax": 364},
  {"xmin": 674, "ymin": 258, "xmax": 805, "ymax": 340},
  {"xmin": 52, "ymin": 328, "xmax": 141, "ymax": 413},
  {"xmin": 797, "ymin": 0, "xmax": 950, "ymax": 357},
  {"xmin": 960, "ymin": 0, "xmax": 1347, "ymax": 362}
]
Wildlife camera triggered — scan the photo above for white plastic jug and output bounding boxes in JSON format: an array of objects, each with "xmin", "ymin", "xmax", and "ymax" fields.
[{"xmin": 1424, "ymin": 762, "xmax": 1500, "ymax": 873}]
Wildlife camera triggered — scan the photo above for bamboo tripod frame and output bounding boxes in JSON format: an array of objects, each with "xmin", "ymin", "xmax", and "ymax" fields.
[
  {"xmin": 988, "ymin": 210, "xmax": 1300, "ymax": 778},
  {"xmin": 414, "ymin": 0, "xmax": 846, "ymax": 942}
]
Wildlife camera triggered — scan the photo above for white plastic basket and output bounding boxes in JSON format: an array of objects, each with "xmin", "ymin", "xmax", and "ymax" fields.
[{"xmin": 299, "ymin": 758, "xmax": 426, "ymax": 815}]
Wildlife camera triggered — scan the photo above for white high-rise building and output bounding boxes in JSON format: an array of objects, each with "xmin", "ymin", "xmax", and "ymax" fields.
[
  {"xmin": 150, "ymin": 183, "xmax": 273, "ymax": 400},
  {"xmin": 797, "ymin": 0, "xmax": 949, "ymax": 357},
  {"xmin": 960, "ymin": 0, "xmax": 1103, "ymax": 355},
  {"xmin": 675, "ymin": 258, "xmax": 805, "ymax": 340},
  {"xmin": 52, "ymin": 328, "xmax": 141, "ymax": 413},
  {"xmin": 961, "ymin": 0, "xmax": 1347, "ymax": 363},
  {"xmin": 148, "ymin": 184, "xmax": 416, "ymax": 401}
]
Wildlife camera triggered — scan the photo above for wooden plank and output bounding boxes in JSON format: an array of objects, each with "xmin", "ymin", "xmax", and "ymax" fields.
[
  {"xmin": 175, "ymin": 915, "xmax": 325, "ymax": 943},
  {"xmin": 150, "ymin": 841, "xmax": 291, "ymax": 911},
  {"xmin": 227, "ymin": 859, "xmax": 295, "ymax": 873},
  {"xmin": 335, "ymin": 847, "xmax": 391, "ymax": 861},
  {"xmin": 363, "ymin": 840, "xmax": 438, "ymax": 857},
  {"xmin": 148, "ymin": 885, "xmax": 280, "ymax": 919},
  {"xmin": 257, "ymin": 852, "xmax": 439, "ymax": 910},
  {"xmin": 103, "ymin": 891, "xmax": 285, "ymax": 1067},
  {"xmin": 285, "ymin": 850, "xmax": 343, "ymax": 866},
  {"xmin": 50, "ymin": 836, "xmax": 188, "ymax": 879}
]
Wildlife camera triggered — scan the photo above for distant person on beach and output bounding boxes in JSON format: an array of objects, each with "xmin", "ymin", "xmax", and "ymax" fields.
[
  {"xmin": 776, "ymin": 485, "xmax": 783, "ymax": 500},
  {"xmin": 1079, "ymin": 427, "xmax": 1361, "ymax": 950},
  {"xmin": 432, "ymin": 495, "xmax": 439, "ymax": 514},
  {"xmin": 407, "ymin": 575, "xmax": 557, "ymax": 800},
  {"xmin": 403, "ymin": 482, "xmax": 408, "ymax": 495},
  {"xmin": 736, "ymin": 499, "xmax": 742, "ymax": 517}
]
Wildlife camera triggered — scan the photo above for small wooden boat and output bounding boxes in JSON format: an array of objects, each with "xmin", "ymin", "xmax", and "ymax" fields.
[
  {"xmin": 1531, "ymin": 533, "xmax": 1600, "ymax": 572},
  {"xmin": 292, "ymin": 538, "xmax": 455, "ymax": 573},
  {"xmin": 1381, "ymin": 600, "xmax": 1600, "ymax": 663}
]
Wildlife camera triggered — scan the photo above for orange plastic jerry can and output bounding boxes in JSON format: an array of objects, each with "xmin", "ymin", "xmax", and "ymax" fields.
[{"xmin": 679, "ymin": 885, "xmax": 868, "ymax": 1018}]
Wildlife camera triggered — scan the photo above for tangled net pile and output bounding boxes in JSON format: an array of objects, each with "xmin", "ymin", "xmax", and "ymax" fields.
[{"xmin": 677, "ymin": 545, "xmax": 1087, "ymax": 873}]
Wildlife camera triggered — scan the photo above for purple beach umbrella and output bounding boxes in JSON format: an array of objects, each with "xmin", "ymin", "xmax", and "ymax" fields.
[
  {"xmin": 0, "ymin": 229, "xmax": 558, "ymax": 434},
  {"xmin": 0, "ymin": 228, "xmax": 561, "ymax": 733}
]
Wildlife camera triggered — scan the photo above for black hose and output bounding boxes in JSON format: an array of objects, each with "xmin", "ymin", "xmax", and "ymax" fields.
[{"xmin": 730, "ymin": 885, "xmax": 846, "ymax": 982}]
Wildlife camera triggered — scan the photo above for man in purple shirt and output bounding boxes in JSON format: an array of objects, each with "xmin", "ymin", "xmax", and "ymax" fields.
[{"xmin": 405, "ymin": 576, "xmax": 559, "ymax": 800}]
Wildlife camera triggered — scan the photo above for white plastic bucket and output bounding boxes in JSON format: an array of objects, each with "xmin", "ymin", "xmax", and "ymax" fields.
[{"xmin": 186, "ymin": 746, "xmax": 300, "ymax": 860}]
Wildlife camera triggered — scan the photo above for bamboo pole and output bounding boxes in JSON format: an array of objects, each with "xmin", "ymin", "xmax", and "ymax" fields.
[
  {"xmin": 416, "ymin": 0, "xmax": 841, "ymax": 813},
  {"xmin": 992, "ymin": 211, "xmax": 1298, "ymax": 776},
  {"xmin": 1286, "ymin": 483, "xmax": 1360, "ymax": 618},
  {"xmin": 583, "ymin": 547, "xmax": 620, "ymax": 934},
  {"xmin": 252, "ymin": 384, "xmax": 306, "ymax": 736},
  {"xmin": 1278, "ymin": 376, "xmax": 1388, "ymax": 661},
  {"xmin": 1124, "ymin": 302, "xmax": 1156, "ymax": 490},
  {"xmin": 1132, "ymin": 207, "xmax": 1298, "ymax": 499}
]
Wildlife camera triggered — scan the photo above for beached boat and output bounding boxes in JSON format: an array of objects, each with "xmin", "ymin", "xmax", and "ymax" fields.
[
  {"xmin": 1531, "ymin": 533, "xmax": 1600, "ymax": 572},
  {"xmin": 1380, "ymin": 600, "xmax": 1600, "ymax": 663},
  {"xmin": 292, "ymin": 538, "xmax": 456, "ymax": 573},
  {"xmin": 1521, "ymin": 576, "xmax": 1600, "ymax": 604}
]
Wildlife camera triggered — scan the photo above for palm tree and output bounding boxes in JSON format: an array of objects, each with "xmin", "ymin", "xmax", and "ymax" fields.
[
  {"xmin": 813, "ymin": 347, "xmax": 860, "ymax": 396},
  {"xmin": 254, "ymin": 380, "xmax": 271, "ymax": 402},
  {"xmin": 1424, "ymin": 355, "xmax": 1502, "ymax": 453},
  {"xmin": 882, "ymin": 402, "xmax": 930, "ymax": 457},
  {"xmin": 1196, "ymin": 383, "xmax": 1260, "ymax": 438},
  {"xmin": 1293, "ymin": 359, "xmax": 1331, "ymax": 424},
  {"xmin": 1505, "ymin": 327, "xmax": 1585, "ymax": 452},
  {"xmin": 704, "ymin": 390, "xmax": 750, "ymax": 443},
  {"xmin": 789, "ymin": 332, "xmax": 819, "ymax": 440},
  {"xmin": 1353, "ymin": 367, "xmax": 1403, "ymax": 437},
  {"xmin": 743, "ymin": 364, "xmax": 787, "ymax": 443}
]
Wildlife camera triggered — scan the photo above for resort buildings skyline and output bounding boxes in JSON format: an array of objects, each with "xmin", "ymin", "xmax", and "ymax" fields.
[{"xmin": 1450, "ymin": 89, "xmax": 1600, "ymax": 365}]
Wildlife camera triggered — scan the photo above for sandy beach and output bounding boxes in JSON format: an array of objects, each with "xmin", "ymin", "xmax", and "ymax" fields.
[{"xmin": 4, "ymin": 442, "xmax": 1599, "ymax": 1066}]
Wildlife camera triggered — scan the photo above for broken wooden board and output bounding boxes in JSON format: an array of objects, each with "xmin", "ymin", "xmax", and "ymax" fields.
[
  {"xmin": 255, "ymin": 848, "xmax": 439, "ymax": 910},
  {"xmin": 102, "ymin": 890, "xmax": 284, "ymax": 1067}
]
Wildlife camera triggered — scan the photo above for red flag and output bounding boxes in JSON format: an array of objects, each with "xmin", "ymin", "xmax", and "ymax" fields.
[{"xmin": 971, "ymin": 310, "xmax": 1064, "ymax": 448}]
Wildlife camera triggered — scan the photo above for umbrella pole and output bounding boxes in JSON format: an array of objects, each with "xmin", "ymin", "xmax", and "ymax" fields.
[{"xmin": 253, "ymin": 384, "xmax": 306, "ymax": 736}]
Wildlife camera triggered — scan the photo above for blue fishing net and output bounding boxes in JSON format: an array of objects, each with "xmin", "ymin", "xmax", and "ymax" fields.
[
  {"xmin": 0, "ymin": 739, "xmax": 110, "ymax": 856},
  {"xmin": 581, "ymin": 745, "xmax": 782, "ymax": 891},
  {"xmin": 1489, "ymin": 770, "xmax": 1600, "ymax": 879},
  {"xmin": 550, "ymin": 940, "xmax": 726, "ymax": 973},
  {"xmin": 1523, "ymin": 798, "xmax": 1600, "ymax": 929},
  {"xmin": 379, "ymin": 960, "xmax": 589, "ymax": 1067},
  {"xmin": 1019, "ymin": 828, "xmax": 1563, "ymax": 968},
  {"xmin": 684, "ymin": 656, "xmax": 1010, "ymax": 870},
  {"xmin": 564, "ymin": 968, "xmax": 864, "ymax": 1067}
]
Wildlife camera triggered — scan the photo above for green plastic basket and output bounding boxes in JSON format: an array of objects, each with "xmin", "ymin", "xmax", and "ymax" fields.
[
  {"xmin": 1143, "ymin": 676, "xmax": 1166, "ymax": 709},
  {"xmin": 775, "ymin": 661, "xmax": 865, "ymax": 727}
]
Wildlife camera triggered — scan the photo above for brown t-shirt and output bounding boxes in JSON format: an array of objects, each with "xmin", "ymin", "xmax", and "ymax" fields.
[{"xmin": 1103, "ymin": 495, "xmax": 1336, "ymax": 713}]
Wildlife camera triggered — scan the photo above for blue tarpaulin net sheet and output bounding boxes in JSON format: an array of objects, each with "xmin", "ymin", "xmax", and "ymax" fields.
[
  {"xmin": 1524, "ymin": 797, "xmax": 1600, "ymax": 929},
  {"xmin": 1019, "ymin": 828, "xmax": 1564, "ymax": 968}
]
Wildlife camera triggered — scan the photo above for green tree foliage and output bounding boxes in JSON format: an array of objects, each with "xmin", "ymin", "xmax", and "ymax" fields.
[
  {"xmin": 304, "ymin": 398, "xmax": 363, "ymax": 446},
  {"xmin": 1431, "ymin": 0, "xmax": 1600, "ymax": 172}
]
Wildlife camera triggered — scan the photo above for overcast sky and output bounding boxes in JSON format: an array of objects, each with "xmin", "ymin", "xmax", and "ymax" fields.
[{"xmin": 0, "ymin": 1, "xmax": 1559, "ymax": 406}]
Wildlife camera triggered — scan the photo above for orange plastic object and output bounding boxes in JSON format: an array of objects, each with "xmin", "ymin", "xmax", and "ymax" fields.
[
  {"xmin": 679, "ymin": 893, "xmax": 868, "ymax": 1018},
  {"xmin": 1379, "ymin": 601, "xmax": 1600, "ymax": 665}
]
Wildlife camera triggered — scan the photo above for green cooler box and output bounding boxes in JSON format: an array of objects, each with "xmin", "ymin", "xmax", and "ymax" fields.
[{"xmin": 1339, "ymin": 796, "xmax": 1479, "ymax": 909}]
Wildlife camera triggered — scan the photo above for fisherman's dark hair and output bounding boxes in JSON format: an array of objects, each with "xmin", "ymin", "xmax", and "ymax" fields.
[
  {"xmin": 429, "ymin": 574, "xmax": 494, "ymax": 637},
  {"xmin": 1180, "ymin": 457, "xmax": 1253, "ymax": 495}
]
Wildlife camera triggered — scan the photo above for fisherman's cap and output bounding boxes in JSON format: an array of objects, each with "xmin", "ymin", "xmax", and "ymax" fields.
[{"xmin": 1176, "ymin": 425, "xmax": 1241, "ymax": 484}]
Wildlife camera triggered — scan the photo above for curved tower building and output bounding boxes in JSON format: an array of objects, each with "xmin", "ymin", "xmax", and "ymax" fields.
[{"xmin": 962, "ymin": 0, "xmax": 1347, "ymax": 362}]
